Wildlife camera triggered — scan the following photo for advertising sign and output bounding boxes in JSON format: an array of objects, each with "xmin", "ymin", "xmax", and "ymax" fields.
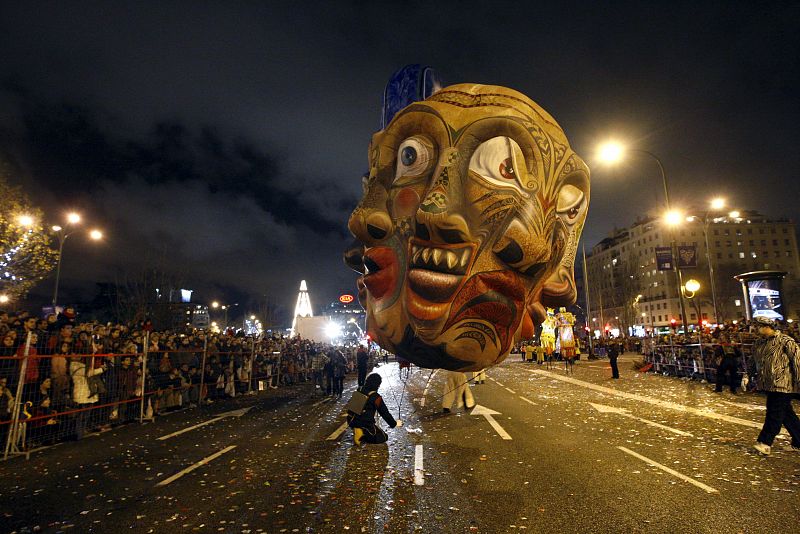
[
  {"xmin": 746, "ymin": 279, "xmax": 784, "ymax": 321},
  {"xmin": 676, "ymin": 245, "xmax": 698, "ymax": 269},
  {"xmin": 655, "ymin": 247, "xmax": 674, "ymax": 271},
  {"xmin": 339, "ymin": 294, "xmax": 354, "ymax": 304}
]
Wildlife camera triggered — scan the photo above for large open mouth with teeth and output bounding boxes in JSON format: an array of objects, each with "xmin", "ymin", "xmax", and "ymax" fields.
[{"xmin": 406, "ymin": 239, "xmax": 475, "ymax": 304}]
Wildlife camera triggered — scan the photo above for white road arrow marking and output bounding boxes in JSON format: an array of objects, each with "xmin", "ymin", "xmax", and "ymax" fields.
[
  {"xmin": 470, "ymin": 404, "xmax": 512, "ymax": 440},
  {"xmin": 157, "ymin": 407, "xmax": 254, "ymax": 441},
  {"xmin": 589, "ymin": 403, "xmax": 693, "ymax": 437}
]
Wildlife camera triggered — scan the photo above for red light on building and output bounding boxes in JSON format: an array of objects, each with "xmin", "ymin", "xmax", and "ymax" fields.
[{"xmin": 339, "ymin": 294, "xmax": 354, "ymax": 304}]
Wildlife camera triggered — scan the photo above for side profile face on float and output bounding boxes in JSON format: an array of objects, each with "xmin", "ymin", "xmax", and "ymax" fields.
[{"xmin": 345, "ymin": 84, "xmax": 589, "ymax": 371}]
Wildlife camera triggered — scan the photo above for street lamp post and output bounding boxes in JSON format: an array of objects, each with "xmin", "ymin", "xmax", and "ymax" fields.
[
  {"xmin": 597, "ymin": 144, "xmax": 691, "ymax": 334},
  {"xmin": 50, "ymin": 213, "xmax": 103, "ymax": 307}
]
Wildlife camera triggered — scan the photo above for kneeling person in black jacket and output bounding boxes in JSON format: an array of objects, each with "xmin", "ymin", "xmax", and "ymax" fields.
[{"xmin": 346, "ymin": 373, "xmax": 402, "ymax": 445}]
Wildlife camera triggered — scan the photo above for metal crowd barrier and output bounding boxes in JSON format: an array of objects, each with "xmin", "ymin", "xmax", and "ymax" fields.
[{"xmin": 1, "ymin": 331, "xmax": 351, "ymax": 460}]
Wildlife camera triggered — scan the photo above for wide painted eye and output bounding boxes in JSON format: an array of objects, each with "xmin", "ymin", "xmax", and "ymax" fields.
[
  {"xmin": 395, "ymin": 137, "xmax": 433, "ymax": 181},
  {"xmin": 556, "ymin": 184, "xmax": 585, "ymax": 222},
  {"xmin": 469, "ymin": 136, "xmax": 524, "ymax": 189}
]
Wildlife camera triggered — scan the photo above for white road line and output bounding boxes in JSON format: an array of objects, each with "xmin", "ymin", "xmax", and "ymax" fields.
[
  {"xmin": 312, "ymin": 397, "xmax": 331, "ymax": 407},
  {"xmin": 519, "ymin": 396, "xmax": 537, "ymax": 406},
  {"xmin": 157, "ymin": 407, "xmax": 253, "ymax": 441},
  {"xmin": 528, "ymin": 369, "xmax": 762, "ymax": 429},
  {"xmin": 326, "ymin": 420, "xmax": 349, "ymax": 441},
  {"xmin": 495, "ymin": 381, "xmax": 505, "ymax": 387},
  {"xmin": 589, "ymin": 403, "xmax": 693, "ymax": 437},
  {"xmin": 414, "ymin": 444, "xmax": 424, "ymax": 485},
  {"xmin": 156, "ymin": 445, "xmax": 237, "ymax": 487},
  {"xmin": 420, "ymin": 369, "xmax": 438, "ymax": 407},
  {"xmin": 617, "ymin": 446, "xmax": 719, "ymax": 494},
  {"xmin": 157, "ymin": 416, "xmax": 226, "ymax": 440},
  {"xmin": 504, "ymin": 387, "xmax": 517, "ymax": 394}
]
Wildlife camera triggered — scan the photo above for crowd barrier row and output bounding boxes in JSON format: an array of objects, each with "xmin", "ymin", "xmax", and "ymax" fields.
[
  {"xmin": 1, "ymin": 331, "xmax": 354, "ymax": 460},
  {"xmin": 638, "ymin": 336, "xmax": 756, "ymax": 389}
]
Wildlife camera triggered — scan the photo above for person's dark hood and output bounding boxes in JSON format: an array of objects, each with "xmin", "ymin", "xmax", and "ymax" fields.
[{"xmin": 363, "ymin": 372, "xmax": 382, "ymax": 391}]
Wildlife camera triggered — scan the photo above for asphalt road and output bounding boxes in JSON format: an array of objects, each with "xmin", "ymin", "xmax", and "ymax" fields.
[{"xmin": 1, "ymin": 354, "xmax": 798, "ymax": 533}]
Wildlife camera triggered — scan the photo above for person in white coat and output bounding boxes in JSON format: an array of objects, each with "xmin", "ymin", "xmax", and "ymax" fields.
[
  {"xmin": 69, "ymin": 357, "xmax": 104, "ymax": 440},
  {"xmin": 441, "ymin": 370, "xmax": 475, "ymax": 413}
]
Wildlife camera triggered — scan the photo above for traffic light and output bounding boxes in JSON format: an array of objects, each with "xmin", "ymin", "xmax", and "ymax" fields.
[{"xmin": 670, "ymin": 319, "xmax": 677, "ymax": 330}]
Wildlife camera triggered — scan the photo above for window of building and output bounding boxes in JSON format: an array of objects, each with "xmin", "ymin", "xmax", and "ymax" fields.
[
  {"xmin": 759, "ymin": 228, "xmax": 765, "ymax": 234},
  {"xmin": 771, "ymin": 228, "xmax": 776, "ymax": 234},
  {"xmin": 739, "ymin": 252, "xmax": 745, "ymax": 259},
  {"xmin": 690, "ymin": 313, "xmax": 697, "ymax": 320},
  {"xmin": 728, "ymin": 253, "xmax": 734, "ymax": 259},
  {"xmin": 736, "ymin": 229, "xmax": 742, "ymax": 236},
  {"xmin": 747, "ymin": 228, "xmax": 753, "ymax": 235},
  {"xmin": 751, "ymin": 252, "xmax": 757, "ymax": 258},
  {"xmin": 774, "ymin": 251, "xmax": 780, "ymax": 258},
  {"xmin": 716, "ymin": 252, "xmax": 722, "ymax": 259},
  {"xmin": 726, "ymin": 241, "xmax": 732, "ymax": 247},
  {"xmin": 724, "ymin": 229, "xmax": 730, "ymax": 235},
  {"xmin": 737, "ymin": 241, "xmax": 742, "ymax": 246},
  {"xmin": 783, "ymin": 228, "xmax": 788, "ymax": 234},
  {"xmin": 714, "ymin": 229, "xmax": 719, "ymax": 236},
  {"xmin": 772, "ymin": 239, "xmax": 778, "ymax": 246},
  {"xmin": 735, "ymin": 299, "xmax": 741, "ymax": 307},
  {"xmin": 785, "ymin": 239, "xmax": 790, "ymax": 246},
  {"xmin": 658, "ymin": 315, "xmax": 662, "ymax": 322},
  {"xmin": 760, "ymin": 240, "xmax": 766, "ymax": 246},
  {"xmin": 786, "ymin": 251, "xmax": 792, "ymax": 257}
]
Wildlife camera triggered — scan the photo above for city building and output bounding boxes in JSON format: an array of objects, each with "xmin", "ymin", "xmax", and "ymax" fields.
[{"xmin": 583, "ymin": 210, "xmax": 799, "ymax": 335}]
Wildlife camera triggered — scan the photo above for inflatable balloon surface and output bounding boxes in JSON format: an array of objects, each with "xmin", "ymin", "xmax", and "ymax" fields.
[{"xmin": 345, "ymin": 83, "xmax": 589, "ymax": 371}]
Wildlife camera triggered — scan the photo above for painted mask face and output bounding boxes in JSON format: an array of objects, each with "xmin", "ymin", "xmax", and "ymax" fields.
[{"xmin": 346, "ymin": 84, "xmax": 589, "ymax": 371}]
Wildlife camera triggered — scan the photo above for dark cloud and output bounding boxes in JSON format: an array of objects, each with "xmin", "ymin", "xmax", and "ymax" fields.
[{"xmin": 0, "ymin": 1, "xmax": 798, "ymax": 321}]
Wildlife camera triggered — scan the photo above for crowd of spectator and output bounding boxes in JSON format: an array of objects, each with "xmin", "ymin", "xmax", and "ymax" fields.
[{"xmin": 0, "ymin": 306, "xmax": 382, "ymax": 451}]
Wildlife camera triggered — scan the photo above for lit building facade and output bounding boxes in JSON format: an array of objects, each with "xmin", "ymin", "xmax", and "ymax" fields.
[{"xmin": 584, "ymin": 210, "xmax": 799, "ymax": 333}]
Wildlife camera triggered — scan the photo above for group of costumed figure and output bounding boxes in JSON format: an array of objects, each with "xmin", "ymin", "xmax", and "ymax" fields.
[{"xmin": 539, "ymin": 307, "xmax": 577, "ymax": 359}]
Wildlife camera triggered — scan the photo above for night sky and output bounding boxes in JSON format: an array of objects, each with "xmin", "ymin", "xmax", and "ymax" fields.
[{"xmin": 1, "ymin": 2, "xmax": 798, "ymax": 323}]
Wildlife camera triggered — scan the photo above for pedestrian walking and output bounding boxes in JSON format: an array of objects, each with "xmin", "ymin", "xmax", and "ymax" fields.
[
  {"xmin": 331, "ymin": 348, "xmax": 347, "ymax": 398},
  {"xmin": 441, "ymin": 370, "xmax": 475, "ymax": 413},
  {"xmin": 346, "ymin": 373, "xmax": 402, "ymax": 446},
  {"xmin": 608, "ymin": 341, "xmax": 620, "ymax": 379},
  {"xmin": 356, "ymin": 345, "xmax": 369, "ymax": 387},
  {"xmin": 751, "ymin": 316, "xmax": 800, "ymax": 456},
  {"xmin": 714, "ymin": 334, "xmax": 742, "ymax": 394},
  {"xmin": 472, "ymin": 369, "xmax": 486, "ymax": 384}
]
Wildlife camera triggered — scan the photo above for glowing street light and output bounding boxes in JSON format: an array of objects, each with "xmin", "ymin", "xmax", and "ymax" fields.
[
  {"xmin": 664, "ymin": 210, "xmax": 684, "ymax": 226},
  {"xmin": 596, "ymin": 138, "xmax": 690, "ymax": 333},
  {"xmin": 17, "ymin": 214, "xmax": 34, "ymax": 227},
  {"xmin": 211, "ymin": 301, "xmax": 220, "ymax": 308},
  {"xmin": 50, "ymin": 212, "xmax": 104, "ymax": 307},
  {"xmin": 728, "ymin": 210, "xmax": 740, "ymax": 218},
  {"xmin": 684, "ymin": 279, "xmax": 701, "ymax": 294},
  {"xmin": 0, "ymin": 295, "xmax": 9, "ymax": 305},
  {"xmin": 710, "ymin": 197, "xmax": 725, "ymax": 210}
]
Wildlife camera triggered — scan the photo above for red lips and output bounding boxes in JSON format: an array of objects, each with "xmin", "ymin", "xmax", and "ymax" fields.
[{"xmin": 361, "ymin": 247, "xmax": 399, "ymax": 300}]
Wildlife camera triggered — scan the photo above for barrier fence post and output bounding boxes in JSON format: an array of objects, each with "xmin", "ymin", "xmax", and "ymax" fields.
[
  {"xmin": 139, "ymin": 331, "xmax": 150, "ymax": 423},
  {"xmin": 199, "ymin": 337, "xmax": 208, "ymax": 405},
  {"xmin": 4, "ymin": 331, "xmax": 32, "ymax": 460},
  {"xmin": 247, "ymin": 337, "xmax": 255, "ymax": 394}
]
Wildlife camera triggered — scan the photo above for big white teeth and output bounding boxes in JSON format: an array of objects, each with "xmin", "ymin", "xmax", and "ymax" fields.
[
  {"xmin": 422, "ymin": 248, "xmax": 432, "ymax": 263},
  {"xmin": 446, "ymin": 251, "xmax": 458, "ymax": 269},
  {"xmin": 432, "ymin": 249, "xmax": 443, "ymax": 265},
  {"xmin": 460, "ymin": 251, "xmax": 469, "ymax": 267}
]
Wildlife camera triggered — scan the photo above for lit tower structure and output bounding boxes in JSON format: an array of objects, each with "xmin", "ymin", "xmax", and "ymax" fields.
[{"xmin": 291, "ymin": 279, "xmax": 313, "ymax": 332}]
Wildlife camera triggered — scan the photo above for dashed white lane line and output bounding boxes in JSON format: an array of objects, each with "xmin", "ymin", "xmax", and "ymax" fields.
[
  {"xmin": 519, "ymin": 396, "xmax": 537, "ymax": 406},
  {"xmin": 326, "ymin": 420, "xmax": 349, "ymax": 441},
  {"xmin": 156, "ymin": 445, "xmax": 237, "ymax": 487},
  {"xmin": 504, "ymin": 387, "xmax": 517, "ymax": 394},
  {"xmin": 528, "ymin": 369, "xmax": 762, "ymax": 429},
  {"xmin": 419, "ymin": 369, "xmax": 439, "ymax": 407},
  {"xmin": 617, "ymin": 446, "xmax": 719, "ymax": 494},
  {"xmin": 414, "ymin": 444, "xmax": 424, "ymax": 485}
]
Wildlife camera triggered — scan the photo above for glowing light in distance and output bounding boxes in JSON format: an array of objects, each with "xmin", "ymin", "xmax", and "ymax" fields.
[
  {"xmin": 0, "ymin": 295, "xmax": 9, "ymax": 304},
  {"xmin": 728, "ymin": 210, "xmax": 740, "ymax": 218},
  {"xmin": 89, "ymin": 229, "xmax": 103, "ymax": 240},
  {"xmin": 211, "ymin": 301, "xmax": 219, "ymax": 308},
  {"xmin": 17, "ymin": 215, "xmax": 34, "ymax": 227},
  {"xmin": 325, "ymin": 322, "xmax": 342, "ymax": 339},
  {"xmin": 684, "ymin": 279, "xmax": 701, "ymax": 293},
  {"xmin": 664, "ymin": 210, "xmax": 683, "ymax": 226},
  {"xmin": 596, "ymin": 141, "xmax": 625, "ymax": 164},
  {"xmin": 67, "ymin": 212, "xmax": 81, "ymax": 224},
  {"xmin": 710, "ymin": 197, "xmax": 725, "ymax": 210}
]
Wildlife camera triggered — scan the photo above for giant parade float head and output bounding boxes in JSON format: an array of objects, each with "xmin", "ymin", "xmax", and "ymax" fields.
[{"xmin": 345, "ymin": 78, "xmax": 590, "ymax": 371}]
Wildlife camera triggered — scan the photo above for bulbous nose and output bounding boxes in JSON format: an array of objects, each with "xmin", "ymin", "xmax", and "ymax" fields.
[{"xmin": 348, "ymin": 209, "xmax": 394, "ymax": 245}]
